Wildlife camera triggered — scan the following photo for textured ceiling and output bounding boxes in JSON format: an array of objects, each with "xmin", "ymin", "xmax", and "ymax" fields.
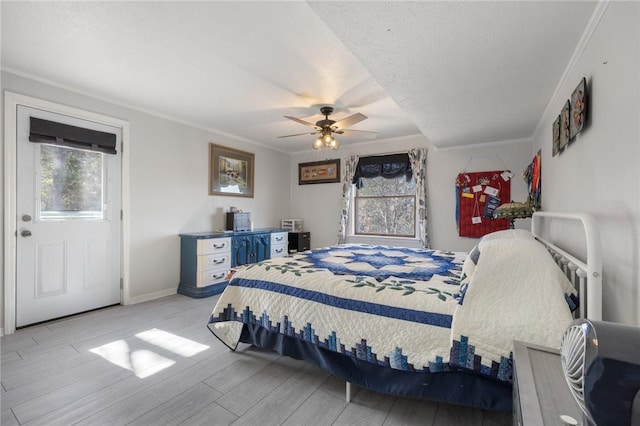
[{"xmin": 1, "ymin": 1, "xmax": 598, "ymax": 153}]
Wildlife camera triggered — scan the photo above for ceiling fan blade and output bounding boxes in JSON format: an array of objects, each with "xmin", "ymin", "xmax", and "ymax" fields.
[
  {"xmin": 284, "ymin": 116, "xmax": 319, "ymax": 129},
  {"xmin": 277, "ymin": 131, "xmax": 319, "ymax": 139},
  {"xmin": 339, "ymin": 129, "xmax": 378, "ymax": 139},
  {"xmin": 333, "ymin": 113, "xmax": 367, "ymax": 129}
]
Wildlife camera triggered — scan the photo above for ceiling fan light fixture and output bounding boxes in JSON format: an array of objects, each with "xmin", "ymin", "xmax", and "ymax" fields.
[{"xmin": 282, "ymin": 106, "xmax": 372, "ymax": 151}]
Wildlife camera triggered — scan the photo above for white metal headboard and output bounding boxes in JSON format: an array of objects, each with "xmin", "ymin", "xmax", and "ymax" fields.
[{"xmin": 531, "ymin": 212, "xmax": 602, "ymax": 321}]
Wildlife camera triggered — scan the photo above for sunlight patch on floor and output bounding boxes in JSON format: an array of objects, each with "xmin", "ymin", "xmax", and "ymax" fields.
[
  {"xmin": 89, "ymin": 340, "xmax": 175, "ymax": 378},
  {"xmin": 89, "ymin": 328, "xmax": 208, "ymax": 378},
  {"xmin": 135, "ymin": 328, "xmax": 209, "ymax": 357}
]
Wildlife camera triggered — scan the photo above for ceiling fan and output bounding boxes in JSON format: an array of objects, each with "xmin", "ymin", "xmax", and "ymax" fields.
[{"xmin": 279, "ymin": 106, "xmax": 376, "ymax": 150}]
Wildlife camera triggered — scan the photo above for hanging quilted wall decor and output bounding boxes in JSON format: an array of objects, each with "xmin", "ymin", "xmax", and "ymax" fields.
[
  {"xmin": 523, "ymin": 150, "xmax": 542, "ymax": 210},
  {"xmin": 456, "ymin": 170, "xmax": 511, "ymax": 237}
]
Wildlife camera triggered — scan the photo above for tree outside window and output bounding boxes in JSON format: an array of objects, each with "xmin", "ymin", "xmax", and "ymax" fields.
[
  {"xmin": 354, "ymin": 174, "xmax": 416, "ymax": 237},
  {"xmin": 39, "ymin": 144, "xmax": 104, "ymax": 220}
]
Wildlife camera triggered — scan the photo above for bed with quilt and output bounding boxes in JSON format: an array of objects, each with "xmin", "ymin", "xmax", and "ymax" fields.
[{"xmin": 207, "ymin": 216, "xmax": 599, "ymax": 412}]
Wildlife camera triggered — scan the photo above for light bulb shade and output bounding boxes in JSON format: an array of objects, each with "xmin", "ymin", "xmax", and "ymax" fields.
[
  {"xmin": 312, "ymin": 137, "xmax": 323, "ymax": 150},
  {"xmin": 313, "ymin": 128, "xmax": 340, "ymax": 151}
]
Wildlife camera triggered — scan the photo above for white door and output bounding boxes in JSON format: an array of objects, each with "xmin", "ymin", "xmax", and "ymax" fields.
[{"xmin": 16, "ymin": 105, "xmax": 122, "ymax": 327}]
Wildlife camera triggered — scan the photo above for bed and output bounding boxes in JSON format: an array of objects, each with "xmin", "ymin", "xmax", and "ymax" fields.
[{"xmin": 207, "ymin": 212, "xmax": 602, "ymax": 412}]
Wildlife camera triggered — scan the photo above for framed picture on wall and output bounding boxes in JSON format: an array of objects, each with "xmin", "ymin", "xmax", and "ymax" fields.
[
  {"xmin": 298, "ymin": 159, "xmax": 341, "ymax": 185},
  {"xmin": 559, "ymin": 100, "xmax": 570, "ymax": 151},
  {"xmin": 552, "ymin": 115, "xmax": 561, "ymax": 157},
  {"xmin": 209, "ymin": 143, "xmax": 254, "ymax": 197},
  {"xmin": 570, "ymin": 77, "xmax": 587, "ymax": 139}
]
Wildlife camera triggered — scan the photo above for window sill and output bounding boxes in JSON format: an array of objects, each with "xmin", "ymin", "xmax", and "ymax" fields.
[{"xmin": 345, "ymin": 235, "xmax": 422, "ymax": 248}]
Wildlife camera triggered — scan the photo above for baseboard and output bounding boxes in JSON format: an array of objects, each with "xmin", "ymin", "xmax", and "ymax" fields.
[{"xmin": 126, "ymin": 288, "xmax": 177, "ymax": 305}]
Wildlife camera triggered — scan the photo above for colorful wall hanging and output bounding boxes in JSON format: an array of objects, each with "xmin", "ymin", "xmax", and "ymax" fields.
[
  {"xmin": 456, "ymin": 170, "xmax": 511, "ymax": 238},
  {"xmin": 524, "ymin": 150, "xmax": 542, "ymax": 210}
]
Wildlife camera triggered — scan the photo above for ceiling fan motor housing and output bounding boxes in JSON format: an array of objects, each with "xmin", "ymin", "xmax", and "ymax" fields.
[
  {"xmin": 319, "ymin": 106, "xmax": 334, "ymax": 116},
  {"xmin": 317, "ymin": 106, "xmax": 336, "ymax": 129}
]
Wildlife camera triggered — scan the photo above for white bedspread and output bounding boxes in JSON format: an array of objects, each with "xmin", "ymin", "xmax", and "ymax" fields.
[{"xmin": 450, "ymin": 239, "xmax": 575, "ymax": 376}]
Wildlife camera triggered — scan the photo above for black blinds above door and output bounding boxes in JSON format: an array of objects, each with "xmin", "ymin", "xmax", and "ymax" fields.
[
  {"xmin": 352, "ymin": 153, "xmax": 412, "ymax": 188},
  {"xmin": 29, "ymin": 117, "xmax": 117, "ymax": 155}
]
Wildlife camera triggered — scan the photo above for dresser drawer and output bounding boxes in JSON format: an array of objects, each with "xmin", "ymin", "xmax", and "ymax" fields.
[
  {"xmin": 270, "ymin": 244, "xmax": 287, "ymax": 258},
  {"xmin": 197, "ymin": 237, "xmax": 231, "ymax": 255},
  {"xmin": 270, "ymin": 232, "xmax": 288, "ymax": 245},
  {"xmin": 196, "ymin": 267, "xmax": 228, "ymax": 287},
  {"xmin": 196, "ymin": 252, "xmax": 231, "ymax": 271}
]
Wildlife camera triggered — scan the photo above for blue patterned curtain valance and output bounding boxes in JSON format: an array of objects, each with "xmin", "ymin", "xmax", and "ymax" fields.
[{"xmin": 352, "ymin": 153, "xmax": 412, "ymax": 188}]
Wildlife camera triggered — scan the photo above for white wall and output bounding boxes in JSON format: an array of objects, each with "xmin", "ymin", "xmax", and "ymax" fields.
[
  {"xmin": 290, "ymin": 135, "xmax": 533, "ymax": 252},
  {"xmin": 1, "ymin": 71, "xmax": 290, "ymax": 324},
  {"xmin": 531, "ymin": 2, "xmax": 640, "ymax": 325}
]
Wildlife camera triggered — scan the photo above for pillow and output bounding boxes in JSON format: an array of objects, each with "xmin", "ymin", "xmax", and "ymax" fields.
[
  {"xmin": 461, "ymin": 244, "xmax": 481, "ymax": 284},
  {"xmin": 462, "ymin": 230, "xmax": 535, "ymax": 283},
  {"xmin": 480, "ymin": 229, "xmax": 535, "ymax": 242},
  {"xmin": 467, "ymin": 238, "xmax": 578, "ymax": 312}
]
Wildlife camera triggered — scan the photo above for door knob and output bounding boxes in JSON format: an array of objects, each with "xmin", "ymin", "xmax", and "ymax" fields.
[{"xmin": 21, "ymin": 229, "xmax": 32, "ymax": 237}]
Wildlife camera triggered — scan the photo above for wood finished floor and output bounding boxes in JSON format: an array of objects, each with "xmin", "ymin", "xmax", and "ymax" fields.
[{"xmin": 1, "ymin": 294, "xmax": 512, "ymax": 426}]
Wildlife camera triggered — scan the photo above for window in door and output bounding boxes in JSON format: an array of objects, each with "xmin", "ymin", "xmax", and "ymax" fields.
[{"xmin": 38, "ymin": 144, "xmax": 105, "ymax": 221}]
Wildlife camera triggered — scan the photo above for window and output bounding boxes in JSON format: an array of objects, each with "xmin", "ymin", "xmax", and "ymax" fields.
[
  {"xmin": 29, "ymin": 115, "xmax": 116, "ymax": 221},
  {"xmin": 355, "ymin": 174, "xmax": 416, "ymax": 237},
  {"xmin": 352, "ymin": 154, "xmax": 416, "ymax": 238},
  {"xmin": 38, "ymin": 144, "xmax": 105, "ymax": 221}
]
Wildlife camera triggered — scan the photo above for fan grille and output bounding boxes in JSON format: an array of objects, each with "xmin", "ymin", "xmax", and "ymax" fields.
[{"xmin": 560, "ymin": 324, "xmax": 591, "ymax": 423}]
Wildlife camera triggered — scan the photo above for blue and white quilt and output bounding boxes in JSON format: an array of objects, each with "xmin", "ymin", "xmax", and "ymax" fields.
[{"xmin": 208, "ymin": 242, "xmax": 575, "ymax": 383}]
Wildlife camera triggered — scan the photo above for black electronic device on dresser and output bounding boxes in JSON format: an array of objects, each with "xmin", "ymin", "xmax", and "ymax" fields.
[
  {"xmin": 288, "ymin": 231, "xmax": 310, "ymax": 252},
  {"xmin": 226, "ymin": 212, "xmax": 251, "ymax": 232}
]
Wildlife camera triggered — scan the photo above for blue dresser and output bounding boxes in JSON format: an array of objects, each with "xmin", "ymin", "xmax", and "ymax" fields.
[{"xmin": 178, "ymin": 229, "xmax": 288, "ymax": 298}]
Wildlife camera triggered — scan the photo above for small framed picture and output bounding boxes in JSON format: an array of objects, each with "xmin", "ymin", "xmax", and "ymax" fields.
[
  {"xmin": 559, "ymin": 100, "xmax": 570, "ymax": 151},
  {"xmin": 570, "ymin": 77, "xmax": 587, "ymax": 139},
  {"xmin": 298, "ymin": 159, "xmax": 340, "ymax": 185},
  {"xmin": 552, "ymin": 115, "xmax": 561, "ymax": 157}
]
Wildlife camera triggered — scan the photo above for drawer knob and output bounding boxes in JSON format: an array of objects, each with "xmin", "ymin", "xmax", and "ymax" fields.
[
  {"xmin": 213, "ymin": 243, "xmax": 227, "ymax": 249},
  {"xmin": 213, "ymin": 273, "xmax": 225, "ymax": 279},
  {"xmin": 213, "ymin": 257, "xmax": 226, "ymax": 264}
]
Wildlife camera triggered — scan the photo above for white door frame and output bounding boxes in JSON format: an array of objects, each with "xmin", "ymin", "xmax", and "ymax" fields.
[{"xmin": 3, "ymin": 91, "xmax": 131, "ymax": 335}]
